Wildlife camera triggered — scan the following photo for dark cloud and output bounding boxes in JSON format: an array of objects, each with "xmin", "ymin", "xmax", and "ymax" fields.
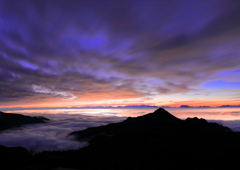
[{"xmin": 0, "ymin": 0, "xmax": 240, "ymax": 105}]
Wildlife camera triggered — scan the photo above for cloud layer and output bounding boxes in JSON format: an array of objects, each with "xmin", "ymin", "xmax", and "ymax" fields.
[
  {"xmin": 0, "ymin": 0, "xmax": 240, "ymax": 106},
  {"xmin": 0, "ymin": 113, "xmax": 125, "ymax": 153},
  {"xmin": 1, "ymin": 108, "xmax": 240, "ymax": 153}
]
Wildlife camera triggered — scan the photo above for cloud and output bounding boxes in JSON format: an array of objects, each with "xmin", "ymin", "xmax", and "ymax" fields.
[
  {"xmin": 0, "ymin": 0, "xmax": 240, "ymax": 106},
  {"xmin": 0, "ymin": 113, "xmax": 125, "ymax": 153},
  {"xmin": 32, "ymin": 84, "xmax": 77, "ymax": 100},
  {"xmin": 209, "ymin": 120, "xmax": 240, "ymax": 132}
]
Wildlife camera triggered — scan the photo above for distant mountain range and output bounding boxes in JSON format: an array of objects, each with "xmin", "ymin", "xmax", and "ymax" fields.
[
  {"xmin": 1, "ymin": 104, "xmax": 240, "ymax": 112},
  {"xmin": 1, "ymin": 108, "xmax": 240, "ymax": 170}
]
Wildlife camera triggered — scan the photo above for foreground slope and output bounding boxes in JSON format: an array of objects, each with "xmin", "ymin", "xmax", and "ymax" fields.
[
  {"xmin": 0, "ymin": 111, "xmax": 49, "ymax": 170},
  {"xmin": 2, "ymin": 108, "xmax": 240, "ymax": 170}
]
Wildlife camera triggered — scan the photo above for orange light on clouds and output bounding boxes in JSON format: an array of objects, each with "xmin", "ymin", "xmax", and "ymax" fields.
[{"xmin": 164, "ymin": 99, "xmax": 240, "ymax": 107}]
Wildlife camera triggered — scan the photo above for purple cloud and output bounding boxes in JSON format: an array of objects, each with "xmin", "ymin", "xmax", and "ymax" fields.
[{"xmin": 0, "ymin": 0, "xmax": 240, "ymax": 106}]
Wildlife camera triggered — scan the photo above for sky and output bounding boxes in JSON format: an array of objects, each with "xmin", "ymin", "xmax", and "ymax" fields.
[{"xmin": 1, "ymin": 0, "xmax": 240, "ymax": 108}]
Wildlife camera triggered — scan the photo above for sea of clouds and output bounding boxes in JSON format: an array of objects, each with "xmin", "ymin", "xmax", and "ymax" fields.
[
  {"xmin": 210, "ymin": 119, "xmax": 240, "ymax": 132},
  {"xmin": 0, "ymin": 113, "xmax": 125, "ymax": 153},
  {"xmin": 1, "ymin": 109, "xmax": 240, "ymax": 153}
]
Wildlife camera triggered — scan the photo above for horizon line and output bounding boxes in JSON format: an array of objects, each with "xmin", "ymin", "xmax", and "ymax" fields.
[{"xmin": 1, "ymin": 105, "xmax": 240, "ymax": 112}]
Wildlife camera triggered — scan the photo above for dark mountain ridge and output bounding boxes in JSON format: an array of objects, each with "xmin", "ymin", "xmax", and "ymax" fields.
[
  {"xmin": 0, "ymin": 111, "xmax": 49, "ymax": 169},
  {"xmin": 70, "ymin": 108, "xmax": 231, "ymax": 141},
  {"xmin": 0, "ymin": 111, "xmax": 49, "ymax": 131}
]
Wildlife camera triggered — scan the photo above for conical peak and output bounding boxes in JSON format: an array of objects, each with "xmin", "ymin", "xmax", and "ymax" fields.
[
  {"xmin": 124, "ymin": 108, "xmax": 181, "ymax": 124},
  {"xmin": 148, "ymin": 108, "xmax": 181, "ymax": 121},
  {"xmin": 153, "ymin": 108, "xmax": 169, "ymax": 114}
]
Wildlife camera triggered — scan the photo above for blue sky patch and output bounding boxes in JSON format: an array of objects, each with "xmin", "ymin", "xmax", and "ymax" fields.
[{"xmin": 203, "ymin": 80, "xmax": 240, "ymax": 90}]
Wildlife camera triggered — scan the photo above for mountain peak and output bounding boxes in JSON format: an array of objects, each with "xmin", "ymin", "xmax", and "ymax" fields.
[{"xmin": 124, "ymin": 107, "xmax": 181, "ymax": 124}]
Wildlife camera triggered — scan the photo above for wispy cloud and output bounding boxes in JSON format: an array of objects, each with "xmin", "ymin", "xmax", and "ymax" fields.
[{"xmin": 32, "ymin": 84, "xmax": 77, "ymax": 100}]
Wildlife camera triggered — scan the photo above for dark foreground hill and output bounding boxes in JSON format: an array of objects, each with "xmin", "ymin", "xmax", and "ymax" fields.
[
  {"xmin": 0, "ymin": 111, "xmax": 49, "ymax": 169},
  {"xmin": 0, "ymin": 111, "xmax": 49, "ymax": 131},
  {"xmin": 2, "ymin": 108, "xmax": 240, "ymax": 170}
]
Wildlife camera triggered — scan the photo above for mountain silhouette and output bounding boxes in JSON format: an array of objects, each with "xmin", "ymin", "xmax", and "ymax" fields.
[
  {"xmin": 70, "ymin": 108, "xmax": 182, "ymax": 141},
  {"xmin": 124, "ymin": 107, "xmax": 181, "ymax": 123},
  {"xmin": 70, "ymin": 108, "xmax": 230, "ymax": 141},
  {"xmin": 0, "ymin": 111, "xmax": 49, "ymax": 169},
  {"xmin": 0, "ymin": 111, "xmax": 49, "ymax": 131},
  {"xmin": 1, "ymin": 108, "xmax": 240, "ymax": 170}
]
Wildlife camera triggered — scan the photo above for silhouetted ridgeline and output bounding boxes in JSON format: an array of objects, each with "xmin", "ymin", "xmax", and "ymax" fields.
[
  {"xmin": 0, "ymin": 111, "xmax": 49, "ymax": 131},
  {"xmin": 1, "ymin": 108, "xmax": 240, "ymax": 170},
  {"xmin": 0, "ymin": 111, "xmax": 49, "ymax": 169},
  {"xmin": 70, "ymin": 108, "xmax": 231, "ymax": 141}
]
